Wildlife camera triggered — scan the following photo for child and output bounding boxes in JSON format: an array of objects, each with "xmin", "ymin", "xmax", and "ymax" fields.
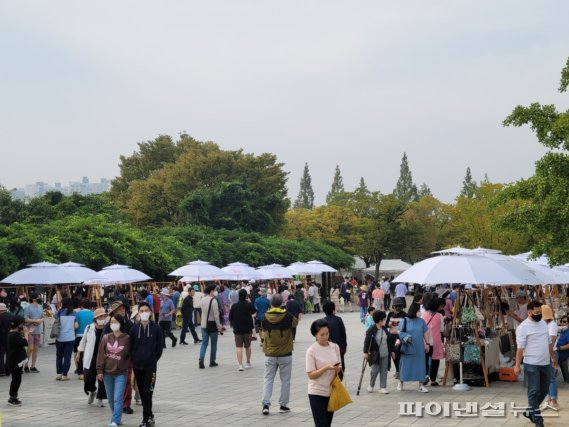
[
  {"xmin": 364, "ymin": 306, "xmax": 375, "ymax": 330},
  {"xmin": 7, "ymin": 315, "xmax": 29, "ymax": 406}
]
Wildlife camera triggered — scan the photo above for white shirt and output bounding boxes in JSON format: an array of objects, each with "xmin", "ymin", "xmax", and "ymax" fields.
[
  {"xmin": 516, "ymin": 318, "xmax": 551, "ymax": 366},
  {"xmin": 548, "ymin": 321, "xmax": 559, "ymax": 350}
]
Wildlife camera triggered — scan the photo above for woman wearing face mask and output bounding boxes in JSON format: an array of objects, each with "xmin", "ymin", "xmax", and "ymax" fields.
[
  {"xmin": 364, "ymin": 310, "xmax": 393, "ymax": 394},
  {"xmin": 386, "ymin": 298, "xmax": 407, "ymax": 380},
  {"xmin": 540, "ymin": 305, "xmax": 559, "ymax": 411},
  {"xmin": 97, "ymin": 314, "xmax": 131, "ymax": 427},
  {"xmin": 77, "ymin": 308, "xmax": 108, "ymax": 407},
  {"xmin": 556, "ymin": 315, "xmax": 569, "ymax": 382}
]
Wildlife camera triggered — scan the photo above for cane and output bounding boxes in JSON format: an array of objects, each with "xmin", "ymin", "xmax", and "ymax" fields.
[{"xmin": 356, "ymin": 356, "xmax": 368, "ymax": 396}]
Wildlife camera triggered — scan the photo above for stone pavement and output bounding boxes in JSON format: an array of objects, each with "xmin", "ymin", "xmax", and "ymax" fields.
[{"xmin": 1, "ymin": 310, "xmax": 568, "ymax": 427}]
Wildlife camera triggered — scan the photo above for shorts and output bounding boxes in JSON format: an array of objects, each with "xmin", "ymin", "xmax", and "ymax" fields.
[
  {"xmin": 28, "ymin": 334, "xmax": 41, "ymax": 348},
  {"xmin": 234, "ymin": 333, "xmax": 252, "ymax": 348},
  {"xmin": 73, "ymin": 336, "xmax": 83, "ymax": 352}
]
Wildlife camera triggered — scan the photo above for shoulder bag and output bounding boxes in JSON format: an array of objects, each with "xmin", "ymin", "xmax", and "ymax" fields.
[
  {"xmin": 205, "ymin": 298, "xmax": 218, "ymax": 333},
  {"xmin": 328, "ymin": 345, "xmax": 352, "ymax": 412}
]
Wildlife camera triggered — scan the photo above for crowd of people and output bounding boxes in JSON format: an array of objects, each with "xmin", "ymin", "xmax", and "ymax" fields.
[{"xmin": 1, "ymin": 276, "xmax": 569, "ymax": 427}]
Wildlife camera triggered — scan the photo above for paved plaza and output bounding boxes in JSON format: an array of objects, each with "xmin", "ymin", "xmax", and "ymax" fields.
[{"xmin": 1, "ymin": 309, "xmax": 568, "ymax": 427}]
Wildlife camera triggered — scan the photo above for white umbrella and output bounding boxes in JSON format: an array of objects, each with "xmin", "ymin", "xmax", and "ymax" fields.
[
  {"xmin": 99, "ymin": 264, "xmax": 151, "ymax": 285},
  {"xmin": 257, "ymin": 264, "xmax": 294, "ymax": 280},
  {"xmin": 1, "ymin": 261, "xmax": 80, "ymax": 285},
  {"xmin": 169, "ymin": 260, "xmax": 228, "ymax": 281},
  {"xmin": 393, "ymin": 254, "xmax": 543, "ymax": 285},
  {"xmin": 307, "ymin": 260, "xmax": 338, "ymax": 273},
  {"xmin": 221, "ymin": 262, "xmax": 261, "ymax": 281},
  {"xmin": 286, "ymin": 262, "xmax": 321, "ymax": 275},
  {"xmin": 60, "ymin": 262, "xmax": 110, "ymax": 284},
  {"xmin": 431, "ymin": 247, "xmax": 475, "ymax": 255}
]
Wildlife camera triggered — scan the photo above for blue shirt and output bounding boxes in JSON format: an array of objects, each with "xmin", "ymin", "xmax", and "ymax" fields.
[
  {"xmin": 145, "ymin": 294, "xmax": 154, "ymax": 310},
  {"xmin": 160, "ymin": 298, "xmax": 175, "ymax": 321},
  {"xmin": 56, "ymin": 310, "xmax": 77, "ymax": 342},
  {"xmin": 76, "ymin": 309, "xmax": 94, "ymax": 336},
  {"xmin": 24, "ymin": 304, "xmax": 44, "ymax": 335},
  {"xmin": 254, "ymin": 297, "xmax": 271, "ymax": 320}
]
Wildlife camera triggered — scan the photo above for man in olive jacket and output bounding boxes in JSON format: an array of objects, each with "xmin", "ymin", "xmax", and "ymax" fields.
[{"xmin": 260, "ymin": 294, "xmax": 298, "ymax": 416}]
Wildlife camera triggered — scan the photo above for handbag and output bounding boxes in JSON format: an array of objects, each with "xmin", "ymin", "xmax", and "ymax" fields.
[
  {"xmin": 395, "ymin": 318, "xmax": 416, "ymax": 355},
  {"xmin": 327, "ymin": 374, "xmax": 352, "ymax": 412},
  {"xmin": 463, "ymin": 343, "xmax": 481, "ymax": 364},
  {"xmin": 50, "ymin": 316, "xmax": 60, "ymax": 339},
  {"xmin": 205, "ymin": 298, "xmax": 218, "ymax": 333},
  {"xmin": 445, "ymin": 323, "xmax": 461, "ymax": 363},
  {"xmin": 461, "ymin": 307, "xmax": 476, "ymax": 323}
]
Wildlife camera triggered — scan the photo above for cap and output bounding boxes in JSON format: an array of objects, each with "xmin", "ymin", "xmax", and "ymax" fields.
[
  {"xmin": 109, "ymin": 300, "xmax": 126, "ymax": 313},
  {"xmin": 0, "ymin": 303, "xmax": 7, "ymax": 312},
  {"xmin": 541, "ymin": 305, "xmax": 554, "ymax": 321},
  {"xmin": 515, "ymin": 290, "xmax": 527, "ymax": 299},
  {"xmin": 10, "ymin": 315, "xmax": 25, "ymax": 328},
  {"xmin": 193, "ymin": 285, "xmax": 200, "ymax": 291},
  {"xmin": 93, "ymin": 308, "xmax": 106, "ymax": 319}
]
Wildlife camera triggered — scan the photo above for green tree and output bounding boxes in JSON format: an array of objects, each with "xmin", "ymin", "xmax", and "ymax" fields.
[
  {"xmin": 0, "ymin": 186, "xmax": 26, "ymax": 225},
  {"xmin": 496, "ymin": 57, "xmax": 569, "ymax": 264},
  {"xmin": 293, "ymin": 163, "xmax": 315, "ymax": 210},
  {"xmin": 417, "ymin": 183, "xmax": 432, "ymax": 198},
  {"xmin": 460, "ymin": 167, "xmax": 478, "ymax": 198},
  {"xmin": 326, "ymin": 165, "xmax": 345, "ymax": 204},
  {"xmin": 393, "ymin": 152, "xmax": 418, "ymax": 203}
]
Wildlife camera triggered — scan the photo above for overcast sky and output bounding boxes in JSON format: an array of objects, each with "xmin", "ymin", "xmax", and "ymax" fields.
[{"xmin": 1, "ymin": 1, "xmax": 568, "ymax": 204}]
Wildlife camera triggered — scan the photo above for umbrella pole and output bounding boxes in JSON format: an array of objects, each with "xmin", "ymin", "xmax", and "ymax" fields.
[{"xmin": 129, "ymin": 283, "xmax": 135, "ymax": 307}]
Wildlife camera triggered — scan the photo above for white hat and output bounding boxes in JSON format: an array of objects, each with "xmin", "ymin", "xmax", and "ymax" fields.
[
  {"xmin": 161, "ymin": 289, "xmax": 170, "ymax": 296},
  {"xmin": 0, "ymin": 303, "xmax": 7, "ymax": 312}
]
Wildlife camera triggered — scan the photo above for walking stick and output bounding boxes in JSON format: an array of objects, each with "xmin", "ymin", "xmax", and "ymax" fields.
[{"xmin": 356, "ymin": 356, "xmax": 368, "ymax": 396}]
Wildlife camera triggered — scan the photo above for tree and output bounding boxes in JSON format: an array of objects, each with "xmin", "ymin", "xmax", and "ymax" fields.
[
  {"xmin": 418, "ymin": 183, "xmax": 432, "ymax": 198},
  {"xmin": 496, "ymin": 57, "xmax": 569, "ymax": 264},
  {"xmin": 294, "ymin": 163, "xmax": 315, "ymax": 210},
  {"xmin": 460, "ymin": 167, "xmax": 478, "ymax": 198},
  {"xmin": 393, "ymin": 152, "xmax": 418, "ymax": 203},
  {"xmin": 326, "ymin": 165, "xmax": 345, "ymax": 204},
  {"xmin": 0, "ymin": 186, "xmax": 26, "ymax": 225}
]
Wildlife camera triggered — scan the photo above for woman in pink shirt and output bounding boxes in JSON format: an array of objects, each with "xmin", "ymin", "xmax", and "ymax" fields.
[
  {"xmin": 421, "ymin": 297, "xmax": 444, "ymax": 386},
  {"xmin": 306, "ymin": 319, "xmax": 342, "ymax": 427}
]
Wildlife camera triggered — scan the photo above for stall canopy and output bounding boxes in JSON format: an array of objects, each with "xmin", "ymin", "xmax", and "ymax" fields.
[
  {"xmin": 361, "ymin": 259, "xmax": 412, "ymax": 276},
  {"xmin": 256, "ymin": 264, "xmax": 294, "ymax": 280},
  {"xmin": 98, "ymin": 264, "xmax": 152, "ymax": 285},
  {"xmin": 169, "ymin": 260, "xmax": 228, "ymax": 282},
  {"xmin": 60, "ymin": 262, "xmax": 109, "ymax": 284},
  {"xmin": 221, "ymin": 262, "xmax": 260, "ymax": 281},
  {"xmin": 1, "ymin": 261, "xmax": 80, "ymax": 285}
]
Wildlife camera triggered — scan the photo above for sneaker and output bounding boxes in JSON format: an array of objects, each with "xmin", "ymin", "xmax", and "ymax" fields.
[
  {"xmin": 30, "ymin": 367, "xmax": 40, "ymax": 373},
  {"xmin": 108, "ymin": 423, "xmax": 118, "ymax": 427},
  {"xmin": 78, "ymin": 374, "xmax": 84, "ymax": 380},
  {"xmin": 418, "ymin": 385, "xmax": 429, "ymax": 393},
  {"xmin": 430, "ymin": 381, "xmax": 439, "ymax": 386},
  {"xmin": 394, "ymin": 372, "xmax": 400, "ymax": 379},
  {"xmin": 379, "ymin": 388, "xmax": 389, "ymax": 394},
  {"xmin": 180, "ymin": 341, "xmax": 189, "ymax": 345},
  {"xmin": 238, "ymin": 365, "xmax": 244, "ymax": 371},
  {"xmin": 544, "ymin": 401, "xmax": 560, "ymax": 411},
  {"xmin": 98, "ymin": 399, "xmax": 105, "ymax": 407},
  {"xmin": 397, "ymin": 381, "xmax": 403, "ymax": 391},
  {"xmin": 367, "ymin": 385, "xmax": 375, "ymax": 393},
  {"xmin": 199, "ymin": 360, "xmax": 205, "ymax": 369},
  {"xmin": 194, "ymin": 339, "xmax": 202, "ymax": 344},
  {"xmin": 423, "ymin": 376, "xmax": 430, "ymax": 386},
  {"xmin": 245, "ymin": 363, "xmax": 252, "ymax": 369},
  {"xmin": 56, "ymin": 374, "xmax": 62, "ymax": 381},
  {"xmin": 279, "ymin": 406, "xmax": 290, "ymax": 413},
  {"xmin": 61, "ymin": 375, "xmax": 69, "ymax": 381},
  {"xmin": 139, "ymin": 423, "xmax": 148, "ymax": 427},
  {"xmin": 24, "ymin": 366, "xmax": 30, "ymax": 373},
  {"xmin": 88, "ymin": 391, "xmax": 96, "ymax": 405},
  {"xmin": 8, "ymin": 397, "xmax": 22, "ymax": 406},
  {"xmin": 147, "ymin": 416, "xmax": 155, "ymax": 427},
  {"xmin": 209, "ymin": 362, "xmax": 218, "ymax": 367},
  {"xmin": 123, "ymin": 407, "xmax": 134, "ymax": 414},
  {"xmin": 262, "ymin": 404, "xmax": 269, "ymax": 415}
]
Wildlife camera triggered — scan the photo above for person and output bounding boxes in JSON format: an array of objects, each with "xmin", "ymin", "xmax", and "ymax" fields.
[
  {"xmin": 97, "ymin": 313, "xmax": 131, "ymax": 427},
  {"xmin": 23, "ymin": 292, "xmax": 43, "ymax": 374},
  {"xmin": 55, "ymin": 297, "xmax": 76, "ymax": 381},
  {"xmin": 158, "ymin": 289, "xmax": 177, "ymax": 348},
  {"xmin": 0, "ymin": 303, "xmax": 12, "ymax": 376},
  {"xmin": 10, "ymin": 298, "xmax": 25, "ymax": 317},
  {"xmin": 386, "ymin": 298, "xmax": 407, "ymax": 379},
  {"xmin": 514, "ymin": 301, "xmax": 557, "ymax": 427},
  {"xmin": 140, "ymin": 289, "xmax": 154, "ymax": 312},
  {"xmin": 421, "ymin": 296, "xmax": 444, "ymax": 386},
  {"xmin": 329, "ymin": 285, "xmax": 341, "ymax": 312},
  {"xmin": 74, "ymin": 299, "xmax": 94, "ymax": 379},
  {"xmin": 261, "ymin": 294, "xmax": 298, "ymax": 415},
  {"xmin": 130, "ymin": 302, "xmax": 163, "ymax": 427},
  {"xmin": 229, "ymin": 284, "xmax": 239, "ymax": 308},
  {"xmin": 357, "ymin": 286, "xmax": 369, "ymax": 323},
  {"xmin": 7, "ymin": 315, "xmax": 29, "ymax": 406},
  {"xmin": 364, "ymin": 306, "xmax": 375, "ymax": 330},
  {"xmin": 323, "ymin": 301, "xmax": 347, "ymax": 379},
  {"xmin": 77, "ymin": 307, "xmax": 108, "ymax": 407},
  {"xmin": 555, "ymin": 315, "xmax": 569, "ymax": 381},
  {"xmin": 305, "ymin": 319, "xmax": 342, "ymax": 427},
  {"xmin": 199, "ymin": 284, "xmax": 222, "ymax": 369},
  {"xmin": 381, "ymin": 278, "xmax": 391, "ymax": 310},
  {"xmin": 372, "ymin": 286, "xmax": 384, "ymax": 311},
  {"xmin": 394, "ymin": 282, "xmax": 407, "ymax": 305},
  {"xmin": 308, "ymin": 282, "xmax": 319, "ymax": 313},
  {"xmin": 285, "ymin": 294, "xmax": 302, "ymax": 341},
  {"xmin": 508, "ymin": 289, "xmax": 529, "ymax": 328},
  {"xmin": 294, "ymin": 284, "xmax": 306, "ymax": 314},
  {"xmin": 179, "ymin": 287, "xmax": 201, "ymax": 345},
  {"xmin": 152, "ymin": 289, "xmax": 160, "ymax": 323},
  {"xmin": 229, "ymin": 289, "xmax": 257, "ymax": 371},
  {"xmin": 255, "ymin": 288, "xmax": 271, "ymax": 345},
  {"xmin": 540, "ymin": 305, "xmax": 559, "ymax": 412},
  {"xmin": 192, "ymin": 284, "xmax": 204, "ymax": 327},
  {"xmin": 397, "ymin": 301, "xmax": 429, "ymax": 393},
  {"xmin": 364, "ymin": 310, "xmax": 393, "ymax": 393}
]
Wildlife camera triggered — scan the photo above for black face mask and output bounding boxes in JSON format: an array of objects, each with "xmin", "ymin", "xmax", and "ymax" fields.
[{"xmin": 531, "ymin": 314, "xmax": 542, "ymax": 322}]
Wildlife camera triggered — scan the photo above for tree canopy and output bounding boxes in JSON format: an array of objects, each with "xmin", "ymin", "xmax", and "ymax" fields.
[
  {"xmin": 293, "ymin": 163, "xmax": 315, "ymax": 210},
  {"xmin": 393, "ymin": 152, "xmax": 418, "ymax": 203}
]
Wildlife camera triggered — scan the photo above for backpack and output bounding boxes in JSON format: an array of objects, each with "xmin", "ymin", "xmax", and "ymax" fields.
[{"xmin": 262, "ymin": 313, "xmax": 294, "ymax": 351}]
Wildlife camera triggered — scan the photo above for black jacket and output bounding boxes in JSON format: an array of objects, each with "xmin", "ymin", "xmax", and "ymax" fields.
[
  {"xmin": 228, "ymin": 301, "xmax": 256, "ymax": 335},
  {"xmin": 363, "ymin": 324, "xmax": 393, "ymax": 369},
  {"xmin": 129, "ymin": 322, "xmax": 163, "ymax": 370},
  {"xmin": 325, "ymin": 314, "xmax": 347, "ymax": 352},
  {"xmin": 181, "ymin": 295, "xmax": 195, "ymax": 318},
  {"xmin": 0, "ymin": 312, "xmax": 13, "ymax": 346},
  {"xmin": 7, "ymin": 330, "xmax": 28, "ymax": 371}
]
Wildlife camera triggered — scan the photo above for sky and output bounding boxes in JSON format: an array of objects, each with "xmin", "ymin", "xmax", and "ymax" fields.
[{"xmin": 1, "ymin": 1, "xmax": 568, "ymax": 204}]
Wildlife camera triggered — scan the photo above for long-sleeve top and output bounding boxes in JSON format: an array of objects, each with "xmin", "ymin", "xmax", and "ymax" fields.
[
  {"xmin": 96, "ymin": 332, "xmax": 130, "ymax": 376},
  {"xmin": 200, "ymin": 295, "xmax": 221, "ymax": 330},
  {"xmin": 129, "ymin": 322, "xmax": 163, "ymax": 370}
]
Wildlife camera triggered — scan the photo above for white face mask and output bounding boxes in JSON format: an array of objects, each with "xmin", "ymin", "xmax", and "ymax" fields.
[
  {"xmin": 110, "ymin": 323, "xmax": 121, "ymax": 332},
  {"xmin": 560, "ymin": 325, "xmax": 568, "ymax": 332},
  {"xmin": 96, "ymin": 319, "xmax": 105, "ymax": 326},
  {"xmin": 214, "ymin": 291, "xmax": 218, "ymax": 297},
  {"xmin": 139, "ymin": 312, "xmax": 151, "ymax": 322}
]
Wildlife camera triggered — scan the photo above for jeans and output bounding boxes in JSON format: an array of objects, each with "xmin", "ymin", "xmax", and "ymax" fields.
[
  {"xmin": 134, "ymin": 368, "xmax": 156, "ymax": 423},
  {"xmin": 262, "ymin": 355, "xmax": 292, "ymax": 407},
  {"xmin": 308, "ymin": 394, "xmax": 333, "ymax": 427},
  {"xmin": 370, "ymin": 355, "xmax": 389, "ymax": 389},
  {"xmin": 359, "ymin": 307, "xmax": 367, "ymax": 323},
  {"xmin": 103, "ymin": 373, "xmax": 127, "ymax": 425},
  {"xmin": 180, "ymin": 316, "xmax": 199, "ymax": 343},
  {"xmin": 548, "ymin": 362, "xmax": 558, "ymax": 400},
  {"xmin": 199, "ymin": 328, "xmax": 218, "ymax": 363},
  {"xmin": 524, "ymin": 363, "xmax": 550, "ymax": 425},
  {"xmin": 55, "ymin": 340, "xmax": 74, "ymax": 375}
]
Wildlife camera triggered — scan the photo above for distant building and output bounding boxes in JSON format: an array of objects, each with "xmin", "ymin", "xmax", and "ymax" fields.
[{"xmin": 9, "ymin": 177, "xmax": 112, "ymax": 201}]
